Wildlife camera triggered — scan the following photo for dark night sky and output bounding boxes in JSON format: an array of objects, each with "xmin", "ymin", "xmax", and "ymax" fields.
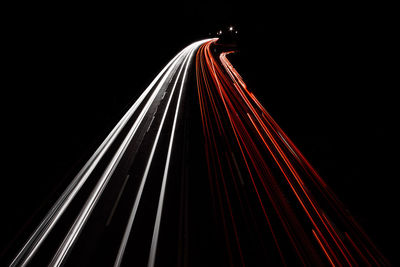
[{"xmin": 2, "ymin": 1, "xmax": 398, "ymax": 264}]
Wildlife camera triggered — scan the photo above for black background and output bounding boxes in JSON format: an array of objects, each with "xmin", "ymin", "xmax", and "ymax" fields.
[{"xmin": 2, "ymin": 1, "xmax": 397, "ymax": 265}]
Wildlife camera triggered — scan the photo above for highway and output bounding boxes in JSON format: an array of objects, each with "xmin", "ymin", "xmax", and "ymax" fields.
[
  {"xmin": 3, "ymin": 38, "xmax": 390, "ymax": 266},
  {"xmin": 6, "ymin": 39, "xmax": 213, "ymax": 267}
]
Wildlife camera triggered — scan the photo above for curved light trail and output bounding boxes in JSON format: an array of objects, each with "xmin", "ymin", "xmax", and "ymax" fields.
[
  {"xmin": 195, "ymin": 39, "xmax": 390, "ymax": 266},
  {"xmin": 5, "ymin": 38, "xmax": 389, "ymax": 267},
  {"xmin": 9, "ymin": 44, "xmax": 187, "ymax": 267}
]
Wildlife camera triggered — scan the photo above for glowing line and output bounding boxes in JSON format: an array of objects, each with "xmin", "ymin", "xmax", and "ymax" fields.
[
  {"xmin": 113, "ymin": 43, "xmax": 195, "ymax": 267},
  {"xmin": 313, "ymin": 229, "xmax": 336, "ymax": 267},
  {"xmin": 9, "ymin": 47, "xmax": 187, "ymax": 267},
  {"xmin": 49, "ymin": 47, "xmax": 191, "ymax": 267},
  {"xmin": 147, "ymin": 40, "xmax": 205, "ymax": 267}
]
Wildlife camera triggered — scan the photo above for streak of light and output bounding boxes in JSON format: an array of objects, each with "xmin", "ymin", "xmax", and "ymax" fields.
[
  {"xmin": 147, "ymin": 39, "xmax": 207, "ymax": 267},
  {"xmin": 113, "ymin": 40, "xmax": 208, "ymax": 267},
  {"xmin": 9, "ymin": 46, "xmax": 188, "ymax": 267},
  {"xmin": 49, "ymin": 45, "xmax": 194, "ymax": 267},
  {"xmin": 195, "ymin": 40, "xmax": 390, "ymax": 266}
]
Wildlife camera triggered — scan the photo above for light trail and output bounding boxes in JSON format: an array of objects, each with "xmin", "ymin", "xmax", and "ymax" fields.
[
  {"xmin": 49, "ymin": 42, "xmax": 206, "ymax": 267},
  {"xmin": 113, "ymin": 40, "xmax": 206, "ymax": 267},
  {"xmin": 6, "ymin": 36, "xmax": 389, "ymax": 267},
  {"xmin": 147, "ymin": 39, "xmax": 207, "ymax": 267},
  {"xmin": 9, "ymin": 46, "xmax": 187, "ymax": 267},
  {"xmin": 9, "ymin": 39, "xmax": 211, "ymax": 267},
  {"xmin": 195, "ymin": 39, "xmax": 390, "ymax": 266}
]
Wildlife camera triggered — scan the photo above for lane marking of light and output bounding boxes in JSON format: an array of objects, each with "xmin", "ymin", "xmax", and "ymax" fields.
[{"xmin": 146, "ymin": 116, "xmax": 155, "ymax": 133}]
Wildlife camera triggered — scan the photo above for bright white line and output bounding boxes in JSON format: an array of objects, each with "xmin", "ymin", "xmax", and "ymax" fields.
[
  {"xmin": 49, "ymin": 48, "xmax": 191, "ymax": 267},
  {"xmin": 10, "ymin": 47, "xmax": 187, "ymax": 267},
  {"xmin": 113, "ymin": 44, "xmax": 194, "ymax": 267},
  {"xmin": 147, "ymin": 40, "xmax": 205, "ymax": 267}
]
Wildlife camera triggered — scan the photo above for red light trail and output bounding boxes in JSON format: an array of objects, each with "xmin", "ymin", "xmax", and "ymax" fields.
[
  {"xmin": 4, "ymin": 38, "xmax": 390, "ymax": 267},
  {"xmin": 196, "ymin": 39, "xmax": 390, "ymax": 266}
]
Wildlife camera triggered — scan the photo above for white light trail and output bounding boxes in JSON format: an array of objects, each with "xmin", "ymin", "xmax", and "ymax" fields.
[
  {"xmin": 10, "ymin": 38, "xmax": 210, "ymax": 267},
  {"xmin": 9, "ymin": 47, "xmax": 188, "ymax": 267},
  {"xmin": 49, "ymin": 48, "xmax": 191, "ymax": 267},
  {"xmin": 113, "ymin": 42, "xmax": 193, "ymax": 267},
  {"xmin": 147, "ymin": 39, "xmax": 205, "ymax": 267}
]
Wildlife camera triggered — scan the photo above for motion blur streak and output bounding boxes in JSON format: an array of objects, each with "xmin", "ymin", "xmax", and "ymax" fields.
[
  {"xmin": 49, "ymin": 42, "xmax": 197, "ymax": 267},
  {"xmin": 195, "ymin": 39, "xmax": 390, "ymax": 266},
  {"xmin": 6, "ymin": 37, "xmax": 389, "ymax": 267},
  {"xmin": 9, "ymin": 45, "xmax": 186, "ymax": 267},
  {"xmin": 114, "ymin": 40, "xmax": 205, "ymax": 267},
  {"xmin": 8, "ymin": 39, "xmax": 210, "ymax": 267},
  {"xmin": 147, "ymin": 40, "xmax": 202, "ymax": 267}
]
